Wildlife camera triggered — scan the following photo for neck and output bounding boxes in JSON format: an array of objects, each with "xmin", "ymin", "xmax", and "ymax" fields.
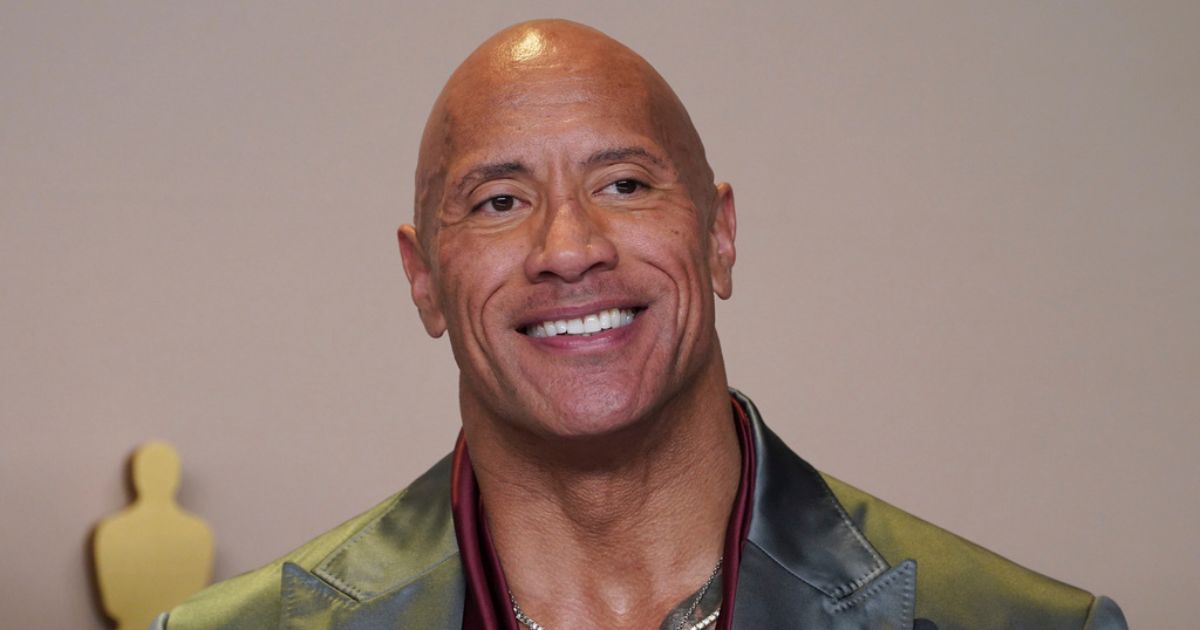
[{"xmin": 463, "ymin": 362, "xmax": 741, "ymax": 628}]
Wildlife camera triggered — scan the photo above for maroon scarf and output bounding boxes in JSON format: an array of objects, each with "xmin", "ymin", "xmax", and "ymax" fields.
[{"xmin": 451, "ymin": 398, "xmax": 756, "ymax": 630}]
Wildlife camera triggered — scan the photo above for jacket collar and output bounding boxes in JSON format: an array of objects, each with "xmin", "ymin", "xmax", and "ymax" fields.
[
  {"xmin": 731, "ymin": 389, "xmax": 917, "ymax": 628},
  {"xmin": 280, "ymin": 391, "xmax": 917, "ymax": 629},
  {"xmin": 280, "ymin": 455, "xmax": 465, "ymax": 629}
]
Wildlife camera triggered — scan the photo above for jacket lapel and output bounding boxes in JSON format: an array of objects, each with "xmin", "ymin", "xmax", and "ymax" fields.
[
  {"xmin": 279, "ymin": 456, "xmax": 465, "ymax": 629},
  {"xmin": 731, "ymin": 390, "xmax": 918, "ymax": 629},
  {"xmin": 280, "ymin": 560, "xmax": 464, "ymax": 629}
]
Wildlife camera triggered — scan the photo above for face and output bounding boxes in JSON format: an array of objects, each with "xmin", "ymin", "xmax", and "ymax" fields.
[{"xmin": 399, "ymin": 38, "xmax": 736, "ymax": 440}]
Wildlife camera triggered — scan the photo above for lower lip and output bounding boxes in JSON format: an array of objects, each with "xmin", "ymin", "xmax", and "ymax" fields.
[{"xmin": 522, "ymin": 314, "xmax": 641, "ymax": 351}]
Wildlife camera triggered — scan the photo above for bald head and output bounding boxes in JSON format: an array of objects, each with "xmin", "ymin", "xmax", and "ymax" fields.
[{"xmin": 413, "ymin": 20, "xmax": 715, "ymax": 249}]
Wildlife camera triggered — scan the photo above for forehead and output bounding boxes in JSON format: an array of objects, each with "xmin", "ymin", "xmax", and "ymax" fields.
[{"xmin": 442, "ymin": 62, "xmax": 664, "ymax": 165}]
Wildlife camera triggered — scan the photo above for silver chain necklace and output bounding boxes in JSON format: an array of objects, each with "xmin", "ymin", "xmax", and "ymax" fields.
[{"xmin": 509, "ymin": 558, "xmax": 723, "ymax": 630}]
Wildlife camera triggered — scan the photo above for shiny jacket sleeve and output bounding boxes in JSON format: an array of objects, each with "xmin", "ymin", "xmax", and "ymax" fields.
[{"xmin": 1084, "ymin": 595, "xmax": 1129, "ymax": 630}]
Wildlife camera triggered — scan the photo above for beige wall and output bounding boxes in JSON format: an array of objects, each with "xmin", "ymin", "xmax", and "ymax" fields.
[{"xmin": 3, "ymin": 2, "xmax": 1196, "ymax": 628}]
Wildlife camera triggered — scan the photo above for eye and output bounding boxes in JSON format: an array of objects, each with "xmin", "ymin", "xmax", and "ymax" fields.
[
  {"xmin": 474, "ymin": 195, "xmax": 518, "ymax": 213},
  {"xmin": 604, "ymin": 179, "xmax": 645, "ymax": 195}
]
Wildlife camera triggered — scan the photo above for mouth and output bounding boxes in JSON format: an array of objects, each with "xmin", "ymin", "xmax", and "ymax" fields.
[{"xmin": 521, "ymin": 307, "xmax": 643, "ymax": 338}]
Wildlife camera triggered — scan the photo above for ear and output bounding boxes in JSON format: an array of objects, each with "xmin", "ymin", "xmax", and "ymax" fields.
[
  {"xmin": 397, "ymin": 224, "xmax": 447, "ymax": 338},
  {"xmin": 708, "ymin": 182, "xmax": 737, "ymax": 299}
]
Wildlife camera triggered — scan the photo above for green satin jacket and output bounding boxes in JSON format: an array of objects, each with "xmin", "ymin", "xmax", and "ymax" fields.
[{"xmin": 156, "ymin": 391, "xmax": 1127, "ymax": 629}]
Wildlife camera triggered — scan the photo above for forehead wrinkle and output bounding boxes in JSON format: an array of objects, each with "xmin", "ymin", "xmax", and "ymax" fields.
[
  {"xmin": 497, "ymin": 74, "xmax": 613, "ymax": 108},
  {"xmin": 446, "ymin": 71, "xmax": 651, "ymax": 137}
]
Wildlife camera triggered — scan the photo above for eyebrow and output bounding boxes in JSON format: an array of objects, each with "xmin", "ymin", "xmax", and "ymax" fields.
[
  {"xmin": 452, "ymin": 147, "xmax": 670, "ymax": 197},
  {"xmin": 582, "ymin": 146, "xmax": 668, "ymax": 169},
  {"xmin": 454, "ymin": 161, "xmax": 529, "ymax": 197}
]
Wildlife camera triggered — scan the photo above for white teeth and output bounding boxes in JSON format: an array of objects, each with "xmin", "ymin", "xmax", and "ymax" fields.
[{"xmin": 525, "ymin": 308, "xmax": 639, "ymax": 338}]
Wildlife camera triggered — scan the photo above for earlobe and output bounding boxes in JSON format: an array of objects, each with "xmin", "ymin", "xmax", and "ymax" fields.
[
  {"xmin": 709, "ymin": 183, "xmax": 737, "ymax": 299},
  {"xmin": 397, "ymin": 225, "xmax": 447, "ymax": 338}
]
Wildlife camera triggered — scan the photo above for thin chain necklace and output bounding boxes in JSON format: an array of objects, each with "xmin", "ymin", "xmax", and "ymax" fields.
[{"xmin": 509, "ymin": 558, "xmax": 723, "ymax": 630}]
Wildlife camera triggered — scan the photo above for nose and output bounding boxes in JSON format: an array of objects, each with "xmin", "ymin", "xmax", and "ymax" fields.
[{"xmin": 523, "ymin": 201, "xmax": 618, "ymax": 283}]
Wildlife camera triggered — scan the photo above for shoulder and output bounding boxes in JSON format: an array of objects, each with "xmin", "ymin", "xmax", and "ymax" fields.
[
  {"xmin": 822, "ymin": 473, "xmax": 1127, "ymax": 629},
  {"xmin": 159, "ymin": 457, "xmax": 451, "ymax": 630},
  {"xmin": 159, "ymin": 494, "xmax": 399, "ymax": 630}
]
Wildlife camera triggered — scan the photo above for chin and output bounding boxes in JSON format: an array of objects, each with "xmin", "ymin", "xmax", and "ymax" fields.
[{"xmin": 535, "ymin": 385, "xmax": 652, "ymax": 439}]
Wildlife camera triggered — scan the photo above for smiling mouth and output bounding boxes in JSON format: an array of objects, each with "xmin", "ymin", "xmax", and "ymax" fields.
[{"xmin": 522, "ymin": 307, "xmax": 642, "ymax": 338}]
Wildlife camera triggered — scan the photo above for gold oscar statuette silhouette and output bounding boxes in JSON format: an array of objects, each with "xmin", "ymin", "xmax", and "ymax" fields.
[{"xmin": 94, "ymin": 442, "xmax": 214, "ymax": 630}]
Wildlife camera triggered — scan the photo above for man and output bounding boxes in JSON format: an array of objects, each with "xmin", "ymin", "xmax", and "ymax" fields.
[{"xmin": 157, "ymin": 20, "xmax": 1126, "ymax": 630}]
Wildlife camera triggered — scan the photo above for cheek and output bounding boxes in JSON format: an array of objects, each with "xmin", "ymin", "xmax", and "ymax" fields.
[
  {"xmin": 615, "ymin": 211, "xmax": 708, "ymax": 280},
  {"xmin": 435, "ymin": 231, "xmax": 528, "ymax": 327}
]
